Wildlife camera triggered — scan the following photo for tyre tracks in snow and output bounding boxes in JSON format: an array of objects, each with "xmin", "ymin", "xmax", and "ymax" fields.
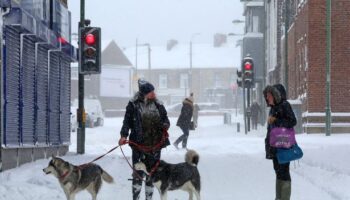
[{"xmin": 291, "ymin": 160, "xmax": 350, "ymax": 200}]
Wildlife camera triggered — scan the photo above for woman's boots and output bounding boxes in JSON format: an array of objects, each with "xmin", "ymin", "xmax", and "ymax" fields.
[{"xmin": 276, "ymin": 179, "xmax": 291, "ymax": 200}]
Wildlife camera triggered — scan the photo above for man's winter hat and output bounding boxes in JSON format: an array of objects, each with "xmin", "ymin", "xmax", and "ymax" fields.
[{"xmin": 138, "ymin": 79, "xmax": 155, "ymax": 95}]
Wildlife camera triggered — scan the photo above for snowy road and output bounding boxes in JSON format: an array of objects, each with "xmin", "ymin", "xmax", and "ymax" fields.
[{"xmin": 1, "ymin": 116, "xmax": 350, "ymax": 200}]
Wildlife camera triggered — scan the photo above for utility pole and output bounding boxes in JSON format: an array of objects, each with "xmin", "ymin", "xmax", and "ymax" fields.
[
  {"xmin": 326, "ymin": 0, "xmax": 332, "ymax": 136},
  {"xmin": 77, "ymin": 0, "xmax": 85, "ymax": 154},
  {"xmin": 147, "ymin": 45, "xmax": 151, "ymax": 82},
  {"xmin": 189, "ymin": 33, "xmax": 200, "ymax": 93},
  {"xmin": 189, "ymin": 41, "xmax": 192, "ymax": 92},
  {"xmin": 135, "ymin": 38, "xmax": 138, "ymax": 77}
]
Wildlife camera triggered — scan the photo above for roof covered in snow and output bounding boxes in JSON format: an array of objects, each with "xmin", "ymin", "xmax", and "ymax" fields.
[{"xmin": 123, "ymin": 42, "xmax": 241, "ymax": 70}]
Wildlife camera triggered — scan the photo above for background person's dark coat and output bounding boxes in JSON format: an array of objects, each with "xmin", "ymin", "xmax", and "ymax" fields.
[{"xmin": 176, "ymin": 98, "xmax": 194, "ymax": 130}]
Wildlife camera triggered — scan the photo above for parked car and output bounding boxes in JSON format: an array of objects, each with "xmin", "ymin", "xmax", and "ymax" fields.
[
  {"xmin": 72, "ymin": 98, "xmax": 104, "ymax": 128},
  {"xmin": 166, "ymin": 102, "xmax": 221, "ymax": 114},
  {"xmin": 70, "ymin": 106, "xmax": 78, "ymax": 132}
]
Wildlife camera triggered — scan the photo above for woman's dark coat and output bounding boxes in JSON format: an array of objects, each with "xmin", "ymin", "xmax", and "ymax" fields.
[
  {"xmin": 176, "ymin": 98, "xmax": 194, "ymax": 130},
  {"xmin": 263, "ymin": 84, "xmax": 297, "ymax": 159}
]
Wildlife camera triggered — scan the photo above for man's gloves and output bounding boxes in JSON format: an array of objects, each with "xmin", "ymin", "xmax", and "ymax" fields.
[{"xmin": 118, "ymin": 137, "xmax": 127, "ymax": 145}]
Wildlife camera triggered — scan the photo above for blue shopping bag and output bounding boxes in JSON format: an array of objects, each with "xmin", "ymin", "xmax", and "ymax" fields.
[{"xmin": 276, "ymin": 144, "xmax": 303, "ymax": 164}]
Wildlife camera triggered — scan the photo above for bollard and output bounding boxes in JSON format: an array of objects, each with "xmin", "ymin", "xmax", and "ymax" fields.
[{"xmin": 237, "ymin": 122, "xmax": 240, "ymax": 133}]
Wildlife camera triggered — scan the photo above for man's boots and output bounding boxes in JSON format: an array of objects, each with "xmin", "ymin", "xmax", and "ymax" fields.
[{"xmin": 280, "ymin": 180, "xmax": 291, "ymax": 200}]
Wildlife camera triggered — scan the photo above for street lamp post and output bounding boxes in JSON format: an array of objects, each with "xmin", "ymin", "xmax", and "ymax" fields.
[
  {"xmin": 137, "ymin": 43, "xmax": 151, "ymax": 82},
  {"xmin": 190, "ymin": 33, "xmax": 200, "ymax": 93}
]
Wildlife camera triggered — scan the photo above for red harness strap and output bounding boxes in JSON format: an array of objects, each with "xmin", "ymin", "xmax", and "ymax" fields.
[
  {"xmin": 59, "ymin": 170, "xmax": 70, "ymax": 180},
  {"xmin": 148, "ymin": 160, "xmax": 160, "ymax": 177},
  {"xmin": 126, "ymin": 129, "xmax": 169, "ymax": 153}
]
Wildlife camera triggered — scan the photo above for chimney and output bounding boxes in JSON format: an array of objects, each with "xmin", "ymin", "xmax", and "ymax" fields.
[
  {"xmin": 167, "ymin": 39, "xmax": 178, "ymax": 51},
  {"xmin": 213, "ymin": 33, "xmax": 227, "ymax": 47}
]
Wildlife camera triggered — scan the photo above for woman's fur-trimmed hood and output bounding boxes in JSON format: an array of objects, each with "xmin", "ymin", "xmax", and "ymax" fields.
[
  {"xmin": 183, "ymin": 98, "xmax": 194, "ymax": 106},
  {"xmin": 263, "ymin": 85, "xmax": 282, "ymax": 105}
]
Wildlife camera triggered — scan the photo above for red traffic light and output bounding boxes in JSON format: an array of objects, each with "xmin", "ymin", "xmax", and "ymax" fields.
[
  {"xmin": 85, "ymin": 33, "xmax": 96, "ymax": 45},
  {"xmin": 244, "ymin": 62, "xmax": 252, "ymax": 70}
]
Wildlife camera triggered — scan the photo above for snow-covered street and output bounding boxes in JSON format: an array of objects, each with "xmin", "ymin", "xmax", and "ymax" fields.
[{"xmin": 1, "ymin": 116, "xmax": 350, "ymax": 200}]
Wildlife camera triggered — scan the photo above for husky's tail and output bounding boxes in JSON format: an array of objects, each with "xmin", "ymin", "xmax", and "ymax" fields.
[
  {"xmin": 101, "ymin": 169, "xmax": 114, "ymax": 183},
  {"xmin": 185, "ymin": 149, "xmax": 200, "ymax": 166}
]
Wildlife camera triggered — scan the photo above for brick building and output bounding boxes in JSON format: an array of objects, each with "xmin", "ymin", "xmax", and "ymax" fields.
[{"xmin": 266, "ymin": 0, "xmax": 350, "ymax": 133}]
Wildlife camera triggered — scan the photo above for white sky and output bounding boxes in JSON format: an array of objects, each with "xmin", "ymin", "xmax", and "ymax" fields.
[{"xmin": 68, "ymin": 0, "xmax": 245, "ymax": 48}]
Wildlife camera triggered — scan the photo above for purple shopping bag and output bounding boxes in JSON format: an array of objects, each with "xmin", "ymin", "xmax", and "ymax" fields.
[{"xmin": 269, "ymin": 127, "xmax": 296, "ymax": 148}]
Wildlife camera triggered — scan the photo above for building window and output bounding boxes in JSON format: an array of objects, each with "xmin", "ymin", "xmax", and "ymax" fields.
[
  {"xmin": 214, "ymin": 73, "xmax": 222, "ymax": 88},
  {"xmin": 159, "ymin": 74, "xmax": 168, "ymax": 89},
  {"xmin": 180, "ymin": 73, "xmax": 189, "ymax": 89},
  {"xmin": 253, "ymin": 16, "xmax": 259, "ymax": 32}
]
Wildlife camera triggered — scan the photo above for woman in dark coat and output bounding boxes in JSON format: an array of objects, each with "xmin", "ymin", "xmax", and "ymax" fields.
[
  {"xmin": 173, "ymin": 97, "xmax": 194, "ymax": 149},
  {"xmin": 263, "ymin": 84, "xmax": 297, "ymax": 200},
  {"xmin": 119, "ymin": 79, "xmax": 170, "ymax": 200}
]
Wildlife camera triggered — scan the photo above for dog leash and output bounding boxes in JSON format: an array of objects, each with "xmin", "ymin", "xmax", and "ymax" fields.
[
  {"xmin": 120, "ymin": 145, "xmax": 161, "ymax": 182},
  {"xmin": 77, "ymin": 145, "xmax": 122, "ymax": 169},
  {"xmin": 120, "ymin": 145, "xmax": 146, "ymax": 182}
]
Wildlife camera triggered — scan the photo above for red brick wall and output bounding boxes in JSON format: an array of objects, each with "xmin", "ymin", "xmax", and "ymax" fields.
[
  {"xmin": 288, "ymin": 2, "xmax": 308, "ymax": 112},
  {"xmin": 288, "ymin": 0, "xmax": 350, "ymax": 113},
  {"xmin": 329, "ymin": 1, "xmax": 350, "ymax": 112}
]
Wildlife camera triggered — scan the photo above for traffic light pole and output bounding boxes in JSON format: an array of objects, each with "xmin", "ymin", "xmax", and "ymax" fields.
[
  {"xmin": 242, "ymin": 82, "xmax": 247, "ymax": 135},
  {"xmin": 247, "ymin": 86, "xmax": 251, "ymax": 132},
  {"xmin": 77, "ymin": 0, "xmax": 86, "ymax": 154}
]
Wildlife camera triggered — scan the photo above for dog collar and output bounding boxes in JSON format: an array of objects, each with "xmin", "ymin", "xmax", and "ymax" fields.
[
  {"xmin": 59, "ymin": 170, "xmax": 70, "ymax": 180},
  {"xmin": 149, "ymin": 160, "xmax": 160, "ymax": 177}
]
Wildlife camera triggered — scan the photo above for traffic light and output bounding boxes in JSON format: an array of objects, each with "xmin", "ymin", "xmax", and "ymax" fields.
[
  {"xmin": 236, "ymin": 70, "xmax": 242, "ymax": 87},
  {"xmin": 79, "ymin": 27, "xmax": 101, "ymax": 74},
  {"xmin": 242, "ymin": 56, "xmax": 254, "ymax": 88}
]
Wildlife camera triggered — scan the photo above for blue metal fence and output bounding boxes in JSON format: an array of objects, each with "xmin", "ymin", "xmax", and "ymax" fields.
[
  {"xmin": 3, "ymin": 26, "xmax": 21, "ymax": 146},
  {"xmin": 35, "ymin": 43, "xmax": 49, "ymax": 145},
  {"xmin": 60, "ymin": 55, "xmax": 71, "ymax": 144},
  {"xmin": 1, "ymin": 5, "xmax": 76, "ymax": 148},
  {"xmin": 21, "ymin": 34, "xmax": 37, "ymax": 146}
]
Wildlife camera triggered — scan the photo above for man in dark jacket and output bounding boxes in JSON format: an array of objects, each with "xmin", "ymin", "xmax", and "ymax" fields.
[
  {"xmin": 173, "ymin": 95, "xmax": 194, "ymax": 149},
  {"xmin": 250, "ymin": 101, "xmax": 262, "ymax": 130},
  {"xmin": 263, "ymin": 84, "xmax": 297, "ymax": 200},
  {"xmin": 119, "ymin": 79, "xmax": 170, "ymax": 200}
]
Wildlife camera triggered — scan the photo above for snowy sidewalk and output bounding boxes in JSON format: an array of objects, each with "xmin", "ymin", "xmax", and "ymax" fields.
[{"xmin": 1, "ymin": 116, "xmax": 350, "ymax": 200}]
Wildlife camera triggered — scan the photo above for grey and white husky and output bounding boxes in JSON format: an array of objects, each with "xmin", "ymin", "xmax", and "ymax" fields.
[
  {"xmin": 43, "ymin": 156, "xmax": 114, "ymax": 200},
  {"xmin": 135, "ymin": 150, "xmax": 201, "ymax": 200}
]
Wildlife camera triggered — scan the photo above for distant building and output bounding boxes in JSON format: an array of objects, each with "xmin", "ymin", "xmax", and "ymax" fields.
[
  {"xmin": 124, "ymin": 36, "xmax": 241, "ymax": 108},
  {"xmin": 241, "ymin": 1, "xmax": 265, "ymax": 108}
]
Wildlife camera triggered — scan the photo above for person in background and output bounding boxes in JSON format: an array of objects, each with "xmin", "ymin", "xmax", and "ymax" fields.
[
  {"xmin": 173, "ymin": 93, "xmax": 194, "ymax": 149},
  {"xmin": 119, "ymin": 79, "xmax": 170, "ymax": 200},
  {"xmin": 263, "ymin": 84, "xmax": 297, "ymax": 200},
  {"xmin": 251, "ymin": 101, "xmax": 262, "ymax": 130}
]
